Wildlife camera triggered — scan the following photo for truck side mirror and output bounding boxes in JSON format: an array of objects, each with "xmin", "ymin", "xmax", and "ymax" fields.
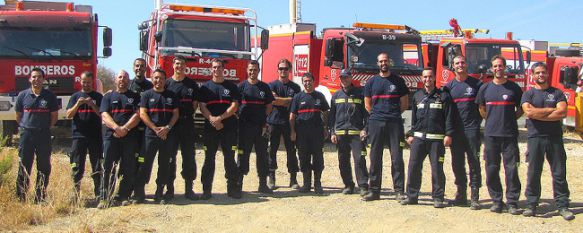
[
  {"xmin": 102, "ymin": 27, "xmax": 112, "ymax": 47},
  {"xmin": 261, "ymin": 30, "xmax": 269, "ymax": 50},
  {"xmin": 103, "ymin": 47, "xmax": 112, "ymax": 57},
  {"xmin": 139, "ymin": 31, "xmax": 149, "ymax": 52},
  {"xmin": 154, "ymin": 32, "xmax": 163, "ymax": 43}
]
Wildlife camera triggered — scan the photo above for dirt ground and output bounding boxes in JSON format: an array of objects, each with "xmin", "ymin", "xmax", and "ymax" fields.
[{"xmin": 22, "ymin": 130, "xmax": 583, "ymax": 233}]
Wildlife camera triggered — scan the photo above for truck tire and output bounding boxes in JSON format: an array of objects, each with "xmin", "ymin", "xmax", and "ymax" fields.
[
  {"xmin": 0, "ymin": 120, "xmax": 17, "ymax": 147},
  {"xmin": 554, "ymin": 49, "xmax": 581, "ymax": 57}
]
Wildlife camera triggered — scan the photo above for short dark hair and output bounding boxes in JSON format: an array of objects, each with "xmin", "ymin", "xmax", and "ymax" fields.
[
  {"xmin": 453, "ymin": 55, "xmax": 466, "ymax": 62},
  {"xmin": 491, "ymin": 55, "xmax": 506, "ymax": 65},
  {"xmin": 277, "ymin": 58, "xmax": 292, "ymax": 68},
  {"xmin": 530, "ymin": 62, "xmax": 547, "ymax": 72},
  {"xmin": 249, "ymin": 60, "xmax": 260, "ymax": 67},
  {"xmin": 211, "ymin": 58, "xmax": 226, "ymax": 68},
  {"xmin": 173, "ymin": 55, "xmax": 186, "ymax": 63},
  {"xmin": 31, "ymin": 67, "xmax": 45, "ymax": 77},
  {"xmin": 377, "ymin": 52, "xmax": 390, "ymax": 59},
  {"xmin": 302, "ymin": 72, "xmax": 314, "ymax": 81},
  {"xmin": 81, "ymin": 71, "xmax": 94, "ymax": 78},
  {"xmin": 134, "ymin": 58, "xmax": 146, "ymax": 64},
  {"xmin": 152, "ymin": 68, "xmax": 167, "ymax": 77}
]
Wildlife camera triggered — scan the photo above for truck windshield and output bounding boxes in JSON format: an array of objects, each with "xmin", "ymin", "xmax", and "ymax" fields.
[
  {"xmin": 162, "ymin": 19, "xmax": 249, "ymax": 52},
  {"xmin": 466, "ymin": 43, "xmax": 525, "ymax": 75},
  {"xmin": 0, "ymin": 27, "xmax": 92, "ymax": 58},
  {"xmin": 348, "ymin": 41, "xmax": 423, "ymax": 71}
]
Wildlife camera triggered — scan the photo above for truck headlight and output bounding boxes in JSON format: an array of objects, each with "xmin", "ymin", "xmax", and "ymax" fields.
[{"xmin": 0, "ymin": 101, "xmax": 11, "ymax": 111}]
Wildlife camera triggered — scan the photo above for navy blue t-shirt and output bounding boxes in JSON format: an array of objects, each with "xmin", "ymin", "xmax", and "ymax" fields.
[
  {"xmin": 100, "ymin": 90, "xmax": 140, "ymax": 139},
  {"xmin": 15, "ymin": 88, "xmax": 59, "ymax": 129},
  {"xmin": 290, "ymin": 90, "xmax": 330, "ymax": 127},
  {"xmin": 199, "ymin": 79, "xmax": 240, "ymax": 126},
  {"xmin": 521, "ymin": 87, "xmax": 566, "ymax": 137},
  {"xmin": 476, "ymin": 81, "xmax": 523, "ymax": 137},
  {"xmin": 444, "ymin": 77, "xmax": 483, "ymax": 130},
  {"xmin": 363, "ymin": 74, "xmax": 410, "ymax": 121},
  {"xmin": 67, "ymin": 91, "xmax": 103, "ymax": 139},
  {"xmin": 267, "ymin": 79, "xmax": 301, "ymax": 125},
  {"xmin": 238, "ymin": 80, "xmax": 275, "ymax": 126},
  {"xmin": 165, "ymin": 77, "xmax": 198, "ymax": 118},
  {"xmin": 140, "ymin": 89, "xmax": 177, "ymax": 138},
  {"xmin": 129, "ymin": 78, "xmax": 153, "ymax": 96}
]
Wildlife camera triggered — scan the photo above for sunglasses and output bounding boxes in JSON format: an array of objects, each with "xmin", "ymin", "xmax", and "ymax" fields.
[{"xmin": 278, "ymin": 67, "xmax": 290, "ymax": 71}]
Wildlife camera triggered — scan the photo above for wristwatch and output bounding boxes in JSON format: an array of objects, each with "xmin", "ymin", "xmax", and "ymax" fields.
[{"xmin": 165, "ymin": 125, "xmax": 172, "ymax": 130}]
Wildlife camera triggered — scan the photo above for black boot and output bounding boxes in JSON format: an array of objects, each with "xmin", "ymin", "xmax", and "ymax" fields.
[
  {"xmin": 313, "ymin": 170, "xmax": 324, "ymax": 194},
  {"xmin": 258, "ymin": 176, "xmax": 273, "ymax": 194},
  {"xmin": 289, "ymin": 172, "xmax": 300, "ymax": 189},
  {"xmin": 165, "ymin": 182, "xmax": 174, "ymax": 200},
  {"xmin": 299, "ymin": 171, "xmax": 312, "ymax": 193},
  {"xmin": 185, "ymin": 181, "xmax": 198, "ymax": 201},
  {"xmin": 470, "ymin": 187, "xmax": 480, "ymax": 210},
  {"xmin": 452, "ymin": 186, "xmax": 468, "ymax": 206},
  {"xmin": 154, "ymin": 186, "xmax": 165, "ymax": 204},
  {"xmin": 267, "ymin": 171, "xmax": 276, "ymax": 190}
]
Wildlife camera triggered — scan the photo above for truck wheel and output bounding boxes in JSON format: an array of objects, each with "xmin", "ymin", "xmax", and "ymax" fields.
[
  {"xmin": 554, "ymin": 49, "xmax": 581, "ymax": 57},
  {"xmin": 0, "ymin": 120, "xmax": 17, "ymax": 147}
]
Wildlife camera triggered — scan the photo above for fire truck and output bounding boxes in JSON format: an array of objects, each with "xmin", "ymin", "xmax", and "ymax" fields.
[
  {"xmin": 138, "ymin": 0, "xmax": 267, "ymax": 83},
  {"xmin": 0, "ymin": 0, "xmax": 112, "ymax": 144},
  {"xmin": 421, "ymin": 19, "xmax": 529, "ymax": 90},
  {"xmin": 261, "ymin": 21, "xmax": 424, "ymax": 103}
]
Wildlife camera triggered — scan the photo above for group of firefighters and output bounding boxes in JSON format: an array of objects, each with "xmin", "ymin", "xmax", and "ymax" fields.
[{"xmin": 13, "ymin": 52, "xmax": 575, "ymax": 220}]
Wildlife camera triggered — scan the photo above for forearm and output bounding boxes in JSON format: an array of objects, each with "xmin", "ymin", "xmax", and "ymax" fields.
[
  {"xmin": 321, "ymin": 111, "xmax": 329, "ymax": 128},
  {"xmin": 50, "ymin": 112, "xmax": 58, "ymax": 127},
  {"xmin": 140, "ymin": 109, "xmax": 157, "ymax": 130},
  {"xmin": 273, "ymin": 97, "xmax": 292, "ymax": 107},
  {"xmin": 101, "ymin": 112, "xmax": 119, "ymax": 129},
  {"xmin": 289, "ymin": 114, "xmax": 296, "ymax": 133},
  {"xmin": 219, "ymin": 102, "xmax": 238, "ymax": 119},
  {"xmin": 66, "ymin": 104, "xmax": 80, "ymax": 119},
  {"xmin": 169, "ymin": 109, "xmax": 179, "ymax": 126},
  {"xmin": 265, "ymin": 104, "xmax": 273, "ymax": 116},
  {"xmin": 123, "ymin": 114, "xmax": 141, "ymax": 130},
  {"xmin": 199, "ymin": 103, "xmax": 212, "ymax": 120}
]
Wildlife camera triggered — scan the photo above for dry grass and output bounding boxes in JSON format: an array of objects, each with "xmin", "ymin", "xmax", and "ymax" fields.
[{"xmin": 0, "ymin": 147, "xmax": 94, "ymax": 231}]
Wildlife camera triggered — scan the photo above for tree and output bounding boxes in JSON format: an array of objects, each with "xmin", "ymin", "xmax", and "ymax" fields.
[{"xmin": 97, "ymin": 65, "xmax": 115, "ymax": 93}]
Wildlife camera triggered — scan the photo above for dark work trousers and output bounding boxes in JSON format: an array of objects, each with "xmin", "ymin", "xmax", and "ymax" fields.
[
  {"xmin": 406, "ymin": 138, "xmax": 446, "ymax": 201},
  {"xmin": 134, "ymin": 133, "xmax": 175, "ymax": 198},
  {"xmin": 336, "ymin": 134, "xmax": 369, "ymax": 188},
  {"xmin": 169, "ymin": 117, "xmax": 197, "ymax": 184},
  {"xmin": 268, "ymin": 123, "xmax": 299, "ymax": 173},
  {"xmin": 483, "ymin": 136, "xmax": 521, "ymax": 206},
  {"xmin": 70, "ymin": 137, "xmax": 103, "ymax": 197},
  {"xmin": 16, "ymin": 128, "xmax": 52, "ymax": 201},
  {"xmin": 367, "ymin": 119, "xmax": 405, "ymax": 194},
  {"xmin": 451, "ymin": 129, "xmax": 482, "ymax": 188},
  {"xmin": 525, "ymin": 136, "xmax": 570, "ymax": 208},
  {"xmin": 296, "ymin": 125, "xmax": 325, "ymax": 173},
  {"xmin": 237, "ymin": 122, "xmax": 269, "ymax": 178},
  {"xmin": 201, "ymin": 122, "xmax": 240, "ymax": 193},
  {"xmin": 101, "ymin": 132, "xmax": 138, "ymax": 201}
]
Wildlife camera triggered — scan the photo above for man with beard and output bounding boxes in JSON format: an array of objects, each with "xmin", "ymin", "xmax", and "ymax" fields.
[
  {"xmin": 476, "ymin": 55, "xmax": 523, "ymax": 215},
  {"xmin": 329, "ymin": 69, "xmax": 369, "ymax": 196},
  {"xmin": 520, "ymin": 63, "xmax": 574, "ymax": 220},
  {"xmin": 444, "ymin": 55, "xmax": 483, "ymax": 209},
  {"xmin": 66, "ymin": 71, "xmax": 103, "ymax": 200},
  {"xmin": 362, "ymin": 52, "xmax": 409, "ymax": 201},
  {"xmin": 400, "ymin": 68, "xmax": 453, "ymax": 208},
  {"xmin": 290, "ymin": 73, "xmax": 330, "ymax": 194},
  {"xmin": 15, "ymin": 67, "xmax": 59, "ymax": 203}
]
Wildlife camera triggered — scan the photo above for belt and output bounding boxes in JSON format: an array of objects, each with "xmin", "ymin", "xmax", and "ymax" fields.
[
  {"xmin": 414, "ymin": 132, "xmax": 445, "ymax": 140},
  {"xmin": 335, "ymin": 130, "xmax": 361, "ymax": 135}
]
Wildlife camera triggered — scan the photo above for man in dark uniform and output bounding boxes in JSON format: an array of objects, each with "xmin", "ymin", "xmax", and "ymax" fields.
[
  {"xmin": 290, "ymin": 73, "xmax": 330, "ymax": 194},
  {"xmin": 199, "ymin": 58, "xmax": 241, "ymax": 200},
  {"xmin": 362, "ymin": 52, "xmax": 409, "ymax": 201},
  {"xmin": 237, "ymin": 60, "xmax": 275, "ymax": 194},
  {"xmin": 129, "ymin": 58, "xmax": 153, "ymax": 95},
  {"xmin": 267, "ymin": 59, "xmax": 301, "ymax": 190},
  {"xmin": 476, "ymin": 55, "xmax": 523, "ymax": 215},
  {"xmin": 135, "ymin": 69, "xmax": 179, "ymax": 204},
  {"xmin": 15, "ymin": 67, "xmax": 59, "ymax": 203},
  {"xmin": 329, "ymin": 69, "xmax": 369, "ymax": 196},
  {"xmin": 444, "ymin": 55, "xmax": 483, "ymax": 209},
  {"xmin": 521, "ymin": 63, "xmax": 575, "ymax": 220},
  {"xmin": 66, "ymin": 71, "xmax": 103, "ymax": 200},
  {"xmin": 400, "ymin": 68, "xmax": 454, "ymax": 208},
  {"xmin": 165, "ymin": 55, "xmax": 199, "ymax": 200},
  {"xmin": 99, "ymin": 70, "xmax": 141, "ymax": 209}
]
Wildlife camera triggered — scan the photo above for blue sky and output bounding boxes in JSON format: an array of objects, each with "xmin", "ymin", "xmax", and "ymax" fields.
[{"xmin": 69, "ymin": 0, "xmax": 582, "ymax": 74}]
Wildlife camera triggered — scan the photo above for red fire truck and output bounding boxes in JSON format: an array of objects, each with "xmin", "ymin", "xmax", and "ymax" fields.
[
  {"xmin": 261, "ymin": 22, "xmax": 424, "ymax": 103},
  {"xmin": 138, "ymin": 0, "xmax": 267, "ymax": 83},
  {"xmin": 0, "ymin": 1, "xmax": 112, "ymax": 143},
  {"xmin": 421, "ymin": 19, "xmax": 529, "ymax": 90}
]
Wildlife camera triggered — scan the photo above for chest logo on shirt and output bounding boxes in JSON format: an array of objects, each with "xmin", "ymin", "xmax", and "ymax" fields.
[
  {"xmin": 223, "ymin": 89, "xmax": 231, "ymax": 96},
  {"xmin": 128, "ymin": 98, "xmax": 134, "ymax": 104},
  {"xmin": 288, "ymin": 89, "xmax": 295, "ymax": 96},
  {"xmin": 259, "ymin": 91, "xmax": 265, "ymax": 99},
  {"xmin": 465, "ymin": 87, "xmax": 473, "ymax": 96},
  {"xmin": 150, "ymin": 98, "xmax": 155, "ymax": 102},
  {"xmin": 39, "ymin": 99, "xmax": 47, "ymax": 108},
  {"xmin": 546, "ymin": 94, "xmax": 555, "ymax": 102},
  {"xmin": 188, "ymin": 88, "xmax": 193, "ymax": 96},
  {"xmin": 502, "ymin": 94, "xmax": 509, "ymax": 100},
  {"xmin": 315, "ymin": 99, "xmax": 321, "ymax": 106},
  {"xmin": 166, "ymin": 97, "xmax": 173, "ymax": 104},
  {"xmin": 300, "ymin": 101, "xmax": 306, "ymax": 106},
  {"xmin": 389, "ymin": 85, "xmax": 396, "ymax": 92}
]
